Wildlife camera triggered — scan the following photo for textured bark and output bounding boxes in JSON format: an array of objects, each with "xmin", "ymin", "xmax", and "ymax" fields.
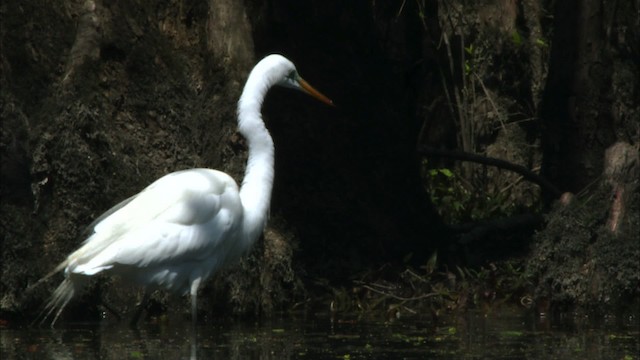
[
  {"xmin": 529, "ymin": 0, "xmax": 640, "ymax": 310},
  {"xmin": 539, "ymin": 0, "xmax": 638, "ymax": 199},
  {"xmin": 206, "ymin": 0, "xmax": 254, "ymax": 75}
]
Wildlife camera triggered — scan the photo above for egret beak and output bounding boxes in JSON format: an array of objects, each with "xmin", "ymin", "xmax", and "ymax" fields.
[{"xmin": 298, "ymin": 78, "xmax": 334, "ymax": 107}]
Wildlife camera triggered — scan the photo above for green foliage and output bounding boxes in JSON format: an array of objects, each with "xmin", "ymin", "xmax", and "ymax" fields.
[
  {"xmin": 422, "ymin": 160, "xmax": 528, "ymax": 223},
  {"xmin": 423, "ymin": 165, "xmax": 467, "ymax": 223}
]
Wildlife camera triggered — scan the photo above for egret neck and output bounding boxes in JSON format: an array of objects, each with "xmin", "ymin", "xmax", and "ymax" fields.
[{"xmin": 237, "ymin": 64, "xmax": 276, "ymax": 248}]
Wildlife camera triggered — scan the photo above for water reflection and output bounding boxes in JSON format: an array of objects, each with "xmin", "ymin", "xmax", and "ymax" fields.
[{"xmin": 2, "ymin": 308, "xmax": 638, "ymax": 359}]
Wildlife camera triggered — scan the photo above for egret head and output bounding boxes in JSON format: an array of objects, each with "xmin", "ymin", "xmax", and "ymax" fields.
[{"xmin": 260, "ymin": 54, "xmax": 334, "ymax": 106}]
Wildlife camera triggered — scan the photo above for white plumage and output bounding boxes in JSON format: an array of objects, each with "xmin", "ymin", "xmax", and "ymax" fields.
[{"xmin": 39, "ymin": 54, "xmax": 333, "ymax": 326}]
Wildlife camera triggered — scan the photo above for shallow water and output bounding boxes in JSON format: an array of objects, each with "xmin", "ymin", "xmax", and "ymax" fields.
[{"xmin": 2, "ymin": 308, "xmax": 638, "ymax": 359}]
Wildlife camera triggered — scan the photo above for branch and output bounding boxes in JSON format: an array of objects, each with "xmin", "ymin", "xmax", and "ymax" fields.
[{"xmin": 417, "ymin": 145, "xmax": 563, "ymax": 199}]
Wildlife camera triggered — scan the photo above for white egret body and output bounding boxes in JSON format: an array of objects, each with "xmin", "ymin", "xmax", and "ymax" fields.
[{"xmin": 40, "ymin": 54, "xmax": 333, "ymax": 326}]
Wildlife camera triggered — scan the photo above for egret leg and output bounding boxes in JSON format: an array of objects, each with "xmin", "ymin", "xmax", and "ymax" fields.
[
  {"xmin": 189, "ymin": 277, "xmax": 202, "ymax": 328},
  {"xmin": 130, "ymin": 290, "xmax": 150, "ymax": 328},
  {"xmin": 189, "ymin": 277, "xmax": 201, "ymax": 360}
]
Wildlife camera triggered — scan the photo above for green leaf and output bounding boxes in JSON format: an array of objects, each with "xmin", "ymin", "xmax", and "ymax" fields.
[
  {"xmin": 511, "ymin": 31, "xmax": 522, "ymax": 46},
  {"xmin": 439, "ymin": 168, "xmax": 453, "ymax": 177},
  {"xmin": 535, "ymin": 38, "xmax": 548, "ymax": 47}
]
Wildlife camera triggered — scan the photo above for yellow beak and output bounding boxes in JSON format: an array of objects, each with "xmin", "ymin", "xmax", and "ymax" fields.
[{"xmin": 298, "ymin": 78, "xmax": 334, "ymax": 107}]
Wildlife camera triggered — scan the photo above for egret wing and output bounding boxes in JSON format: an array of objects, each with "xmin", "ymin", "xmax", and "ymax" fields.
[
  {"xmin": 65, "ymin": 169, "xmax": 242, "ymax": 274},
  {"xmin": 80, "ymin": 194, "xmax": 138, "ymax": 240}
]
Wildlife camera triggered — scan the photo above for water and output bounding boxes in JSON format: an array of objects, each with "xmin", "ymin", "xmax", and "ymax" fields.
[{"xmin": 2, "ymin": 308, "xmax": 638, "ymax": 359}]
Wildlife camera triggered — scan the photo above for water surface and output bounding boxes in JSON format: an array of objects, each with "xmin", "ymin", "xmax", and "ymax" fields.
[{"xmin": 2, "ymin": 308, "xmax": 638, "ymax": 359}]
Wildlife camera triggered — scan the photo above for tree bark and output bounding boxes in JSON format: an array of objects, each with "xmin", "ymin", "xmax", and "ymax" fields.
[
  {"xmin": 540, "ymin": 0, "xmax": 638, "ymax": 200},
  {"xmin": 530, "ymin": 0, "xmax": 639, "ymax": 309}
]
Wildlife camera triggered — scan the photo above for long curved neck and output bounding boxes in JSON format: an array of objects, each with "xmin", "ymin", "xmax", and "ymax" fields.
[{"xmin": 237, "ymin": 68, "xmax": 276, "ymax": 246}]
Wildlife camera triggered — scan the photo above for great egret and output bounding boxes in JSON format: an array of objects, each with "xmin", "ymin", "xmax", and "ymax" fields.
[{"xmin": 38, "ymin": 54, "xmax": 333, "ymax": 326}]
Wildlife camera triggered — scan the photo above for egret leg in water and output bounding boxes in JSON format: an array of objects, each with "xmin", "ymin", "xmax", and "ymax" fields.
[{"xmin": 35, "ymin": 54, "xmax": 333, "ymax": 327}]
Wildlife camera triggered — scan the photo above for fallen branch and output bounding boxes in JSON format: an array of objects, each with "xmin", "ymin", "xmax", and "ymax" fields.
[
  {"xmin": 358, "ymin": 283, "xmax": 439, "ymax": 302},
  {"xmin": 417, "ymin": 145, "xmax": 563, "ymax": 198}
]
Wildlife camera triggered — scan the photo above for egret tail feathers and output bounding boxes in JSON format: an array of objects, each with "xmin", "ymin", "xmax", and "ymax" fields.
[
  {"xmin": 26, "ymin": 260, "xmax": 70, "ymax": 294},
  {"xmin": 36, "ymin": 275, "xmax": 87, "ymax": 327}
]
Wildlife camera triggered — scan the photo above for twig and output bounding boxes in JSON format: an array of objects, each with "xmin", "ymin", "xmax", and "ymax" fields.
[
  {"xmin": 362, "ymin": 285, "xmax": 439, "ymax": 302},
  {"xmin": 474, "ymin": 73, "xmax": 507, "ymax": 132}
]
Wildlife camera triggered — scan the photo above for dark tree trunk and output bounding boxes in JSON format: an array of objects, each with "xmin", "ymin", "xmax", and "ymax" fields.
[
  {"xmin": 529, "ymin": 0, "xmax": 640, "ymax": 310},
  {"xmin": 540, "ymin": 0, "xmax": 638, "ymax": 200}
]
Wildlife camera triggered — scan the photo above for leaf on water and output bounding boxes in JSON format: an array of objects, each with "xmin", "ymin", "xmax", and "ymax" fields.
[{"xmin": 500, "ymin": 330, "xmax": 523, "ymax": 337}]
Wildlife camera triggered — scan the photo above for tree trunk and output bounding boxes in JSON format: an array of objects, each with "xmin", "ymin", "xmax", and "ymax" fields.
[
  {"xmin": 540, "ymin": 0, "xmax": 638, "ymax": 200},
  {"xmin": 528, "ymin": 0, "xmax": 640, "ymax": 310}
]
